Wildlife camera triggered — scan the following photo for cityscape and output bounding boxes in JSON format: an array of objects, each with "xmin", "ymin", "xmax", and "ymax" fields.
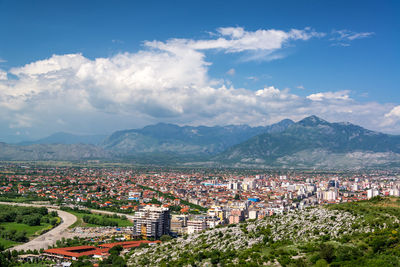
[
  {"xmin": 1, "ymin": 163, "xmax": 400, "ymax": 265},
  {"xmin": 1, "ymin": 0, "xmax": 400, "ymax": 266}
]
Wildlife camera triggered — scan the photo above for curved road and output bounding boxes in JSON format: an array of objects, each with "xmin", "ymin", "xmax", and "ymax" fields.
[{"xmin": 0, "ymin": 202, "xmax": 77, "ymax": 251}]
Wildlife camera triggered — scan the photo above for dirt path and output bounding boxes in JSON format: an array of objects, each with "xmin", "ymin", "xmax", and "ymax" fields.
[{"xmin": 0, "ymin": 202, "xmax": 77, "ymax": 251}]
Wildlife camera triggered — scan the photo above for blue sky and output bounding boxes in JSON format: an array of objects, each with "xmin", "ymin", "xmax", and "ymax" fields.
[{"xmin": 0, "ymin": 0, "xmax": 399, "ymax": 141}]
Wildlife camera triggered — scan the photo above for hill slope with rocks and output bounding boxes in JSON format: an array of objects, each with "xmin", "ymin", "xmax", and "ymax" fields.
[{"xmin": 128, "ymin": 197, "xmax": 400, "ymax": 266}]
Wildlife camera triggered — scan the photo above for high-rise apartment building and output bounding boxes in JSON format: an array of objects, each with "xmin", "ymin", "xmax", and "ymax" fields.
[{"xmin": 132, "ymin": 206, "xmax": 170, "ymax": 239}]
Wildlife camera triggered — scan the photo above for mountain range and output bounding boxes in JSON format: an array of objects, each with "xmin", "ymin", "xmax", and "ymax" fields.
[
  {"xmin": 17, "ymin": 132, "xmax": 107, "ymax": 146},
  {"xmin": 215, "ymin": 115, "xmax": 400, "ymax": 168},
  {"xmin": 101, "ymin": 120, "xmax": 294, "ymax": 155},
  {"xmin": 2, "ymin": 115, "xmax": 400, "ymax": 168}
]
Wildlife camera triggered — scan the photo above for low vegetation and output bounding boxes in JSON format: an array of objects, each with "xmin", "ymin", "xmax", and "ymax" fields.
[
  {"xmin": 128, "ymin": 197, "xmax": 400, "ymax": 266},
  {"xmin": 0, "ymin": 205, "xmax": 59, "ymax": 248},
  {"xmin": 61, "ymin": 207, "xmax": 131, "ymax": 228}
]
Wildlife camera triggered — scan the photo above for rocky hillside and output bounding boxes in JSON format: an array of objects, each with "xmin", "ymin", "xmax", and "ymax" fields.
[{"xmin": 128, "ymin": 197, "xmax": 400, "ymax": 266}]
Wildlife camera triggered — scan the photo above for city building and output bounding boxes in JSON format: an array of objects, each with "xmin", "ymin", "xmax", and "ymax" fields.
[
  {"xmin": 367, "ymin": 188, "xmax": 380, "ymax": 199},
  {"xmin": 132, "ymin": 205, "xmax": 170, "ymax": 239},
  {"xmin": 170, "ymin": 214, "xmax": 188, "ymax": 234},
  {"xmin": 187, "ymin": 219, "xmax": 207, "ymax": 234}
]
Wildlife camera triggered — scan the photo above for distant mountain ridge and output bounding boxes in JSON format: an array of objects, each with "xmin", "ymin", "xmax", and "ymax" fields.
[
  {"xmin": 214, "ymin": 115, "xmax": 400, "ymax": 168},
  {"xmin": 18, "ymin": 132, "xmax": 107, "ymax": 146},
  {"xmin": 3, "ymin": 116, "xmax": 400, "ymax": 168},
  {"xmin": 0, "ymin": 142, "xmax": 111, "ymax": 161},
  {"xmin": 101, "ymin": 120, "xmax": 294, "ymax": 155}
]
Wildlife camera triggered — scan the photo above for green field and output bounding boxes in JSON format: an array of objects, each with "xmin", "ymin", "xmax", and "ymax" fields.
[
  {"xmin": 0, "ymin": 204, "xmax": 60, "ymax": 249},
  {"xmin": 19, "ymin": 263, "xmax": 52, "ymax": 267},
  {"xmin": 0, "ymin": 221, "xmax": 53, "ymax": 236},
  {"xmin": 68, "ymin": 211, "xmax": 132, "ymax": 228},
  {"xmin": 0, "ymin": 196, "xmax": 49, "ymax": 203},
  {"xmin": 0, "ymin": 238, "xmax": 18, "ymax": 248},
  {"xmin": 0, "ymin": 221, "xmax": 55, "ymax": 249}
]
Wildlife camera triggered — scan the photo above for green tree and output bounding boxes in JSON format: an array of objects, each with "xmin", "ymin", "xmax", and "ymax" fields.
[
  {"xmin": 319, "ymin": 243, "xmax": 335, "ymax": 263},
  {"xmin": 315, "ymin": 259, "xmax": 329, "ymax": 267},
  {"xmin": 109, "ymin": 245, "xmax": 123, "ymax": 256},
  {"xmin": 160, "ymin": 235, "xmax": 172, "ymax": 242}
]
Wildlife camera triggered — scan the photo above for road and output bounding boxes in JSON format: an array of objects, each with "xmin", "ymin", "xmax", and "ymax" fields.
[{"xmin": 0, "ymin": 202, "xmax": 77, "ymax": 251}]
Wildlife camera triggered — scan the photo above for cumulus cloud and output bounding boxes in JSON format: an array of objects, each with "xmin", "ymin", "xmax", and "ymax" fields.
[
  {"xmin": 0, "ymin": 70, "xmax": 7, "ymax": 80},
  {"xmin": 0, "ymin": 26, "xmax": 397, "ymax": 139},
  {"xmin": 306, "ymin": 90, "xmax": 351, "ymax": 101},
  {"xmin": 382, "ymin": 106, "xmax": 400, "ymax": 127},
  {"xmin": 385, "ymin": 106, "xmax": 400, "ymax": 118}
]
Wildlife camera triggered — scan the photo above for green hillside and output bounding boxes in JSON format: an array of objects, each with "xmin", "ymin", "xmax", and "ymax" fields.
[{"xmin": 128, "ymin": 197, "xmax": 400, "ymax": 266}]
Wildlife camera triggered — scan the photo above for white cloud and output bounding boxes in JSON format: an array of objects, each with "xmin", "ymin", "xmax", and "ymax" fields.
[
  {"xmin": 9, "ymin": 113, "xmax": 34, "ymax": 128},
  {"xmin": 226, "ymin": 68, "xmax": 235, "ymax": 76},
  {"xmin": 330, "ymin": 30, "xmax": 374, "ymax": 46},
  {"xmin": 217, "ymin": 27, "xmax": 245, "ymax": 38},
  {"xmin": 382, "ymin": 106, "xmax": 400, "ymax": 127},
  {"xmin": 247, "ymin": 76, "xmax": 259, "ymax": 81},
  {"xmin": 10, "ymin": 54, "xmax": 88, "ymax": 77},
  {"xmin": 0, "ymin": 26, "xmax": 398, "ymax": 138},
  {"xmin": 332, "ymin": 30, "xmax": 374, "ymax": 41},
  {"xmin": 385, "ymin": 106, "xmax": 400, "ymax": 118},
  {"xmin": 146, "ymin": 26, "xmax": 324, "ymax": 56},
  {"xmin": 0, "ymin": 70, "xmax": 7, "ymax": 80},
  {"xmin": 307, "ymin": 91, "xmax": 351, "ymax": 101},
  {"xmin": 112, "ymin": 39, "xmax": 124, "ymax": 44}
]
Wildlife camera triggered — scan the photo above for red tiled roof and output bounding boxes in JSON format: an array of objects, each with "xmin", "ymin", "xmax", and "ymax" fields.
[{"xmin": 44, "ymin": 246, "xmax": 109, "ymax": 258}]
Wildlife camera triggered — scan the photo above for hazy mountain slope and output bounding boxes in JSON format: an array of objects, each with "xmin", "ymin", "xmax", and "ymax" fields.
[
  {"xmin": 101, "ymin": 120, "xmax": 294, "ymax": 155},
  {"xmin": 3, "ymin": 115, "xmax": 400, "ymax": 167},
  {"xmin": 0, "ymin": 143, "xmax": 111, "ymax": 161},
  {"xmin": 18, "ymin": 132, "xmax": 107, "ymax": 145},
  {"xmin": 214, "ymin": 115, "xmax": 400, "ymax": 168}
]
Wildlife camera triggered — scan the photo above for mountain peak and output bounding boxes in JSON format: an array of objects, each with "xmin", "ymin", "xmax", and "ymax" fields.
[
  {"xmin": 298, "ymin": 115, "xmax": 329, "ymax": 127},
  {"xmin": 277, "ymin": 119, "xmax": 295, "ymax": 125}
]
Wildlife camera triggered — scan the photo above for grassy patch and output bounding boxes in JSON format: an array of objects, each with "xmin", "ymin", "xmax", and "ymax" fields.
[
  {"xmin": 0, "ymin": 196, "xmax": 47, "ymax": 203},
  {"xmin": 68, "ymin": 211, "xmax": 132, "ymax": 228},
  {"xmin": 0, "ymin": 238, "xmax": 18, "ymax": 248},
  {"xmin": 19, "ymin": 263, "xmax": 52, "ymax": 267},
  {"xmin": 0, "ymin": 221, "xmax": 53, "ymax": 236},
  {"xmin": 0, "ymin": 221, "xmax": 56, "ymax": 249}
]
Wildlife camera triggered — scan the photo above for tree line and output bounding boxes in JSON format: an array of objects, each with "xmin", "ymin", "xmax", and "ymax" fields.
[{"xmin": 0, "ymin": 205, "xmax": 59, "ymax": 243}]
